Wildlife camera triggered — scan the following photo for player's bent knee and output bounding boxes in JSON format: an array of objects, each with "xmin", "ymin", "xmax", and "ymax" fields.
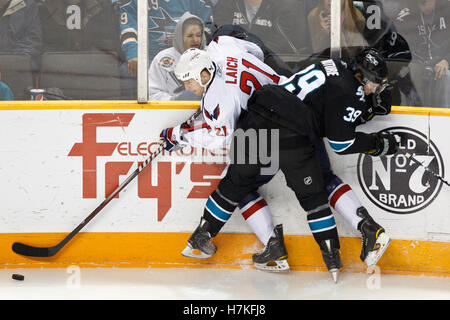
[
  {"xmin": 324, "ymin": 175, "xmax": 343, "ymax": 197},
  {"xmin": 297, "ymin": 192, "xmax": 329, "ymax": 213}
]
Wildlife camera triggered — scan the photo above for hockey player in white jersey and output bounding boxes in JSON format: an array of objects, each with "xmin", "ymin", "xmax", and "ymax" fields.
[
  {"xmin": 160, "ymin": 36, "xmax": 291, "ymax": 271},
  {"xmin": 166, "ymin": 36, "xmax": 283, "ymax": 150}
]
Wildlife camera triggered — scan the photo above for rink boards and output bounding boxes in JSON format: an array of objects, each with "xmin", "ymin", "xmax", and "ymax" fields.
[{"xmin": 0, "ymin": 101, "xmax": 449, "ymax": 276}]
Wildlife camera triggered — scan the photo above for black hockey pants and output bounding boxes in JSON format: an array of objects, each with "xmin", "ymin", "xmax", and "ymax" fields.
[{"xmin": 204, "ymin": 93, "xmax": 339, "ymax": 244}]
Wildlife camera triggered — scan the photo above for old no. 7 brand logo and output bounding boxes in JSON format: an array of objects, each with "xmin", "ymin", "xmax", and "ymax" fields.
[
  {"xmin": 68, "ymin": 113, "xmax": 227, "ymax": 221},
  {"xmin": 357, "ymin": 127, "xmax": 444, "ymax": 214}
]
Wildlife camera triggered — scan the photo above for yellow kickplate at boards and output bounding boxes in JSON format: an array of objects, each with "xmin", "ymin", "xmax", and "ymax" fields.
[{"xmin": 1, "ymin": 233, "xmax": 449, "ymax": 277}]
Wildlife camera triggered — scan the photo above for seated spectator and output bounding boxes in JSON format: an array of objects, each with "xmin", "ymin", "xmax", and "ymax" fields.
[
  {"xmin": 0, "ymin": 70, "xmax": 14, "ymax": 100},
  {"xmin": 394, "ymin": 0, "xmax": 449, "ymax": 108},
  {"xmin": 119, "ymin": 0, "xmax": 212, "ymax": 99},
  {"xmin": 308, "ymin": 0, "xmax": 367, "ymax": 57},
  {"xmin": 148, "ymin": 12, "xmax": 205, "ymax": 101},
  {"xmin": 0, "ymin": 0, "xmax": 42, "ymax": 72},
  {"xmin": 39, "ymin": 0, "xmax": 122, "ymax": 56},
  {"xmin": 211, "ymin": 0, "xmax": 312, "ymax": 56}
]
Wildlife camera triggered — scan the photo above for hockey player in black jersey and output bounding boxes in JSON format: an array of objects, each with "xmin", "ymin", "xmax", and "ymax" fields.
[
  {"xmin": 182, "ymin": 48, "xmax": 397, "ymax": 282},
  {"xmin": 211, "ymin": 27, "xmax": 392, "ymax": 271},
  {"xmin": 249, "ymin": 48, "xmax": 397, "ymax": 277}
]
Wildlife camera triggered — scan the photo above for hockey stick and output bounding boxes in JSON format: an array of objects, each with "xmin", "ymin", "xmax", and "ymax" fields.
[
  {"xmin": 12, "ymin": 109, "xmax": 202, "ymax": 257},
  {"xmin": 380, "ymin": 129, "xmax": 450, "ymax": 188},
  {"xmin": 398, "ymin": 148, "xmax": 450, "ymax": 187}
]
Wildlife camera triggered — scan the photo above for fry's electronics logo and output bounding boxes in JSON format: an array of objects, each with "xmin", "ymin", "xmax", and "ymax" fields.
[
  {"xmin": 357, "ymin": 127, "xmax": 444, "ymax": 214},
  {"xmin": 68, "ymin": 113, "xmax": 226, "ymax": 221}
]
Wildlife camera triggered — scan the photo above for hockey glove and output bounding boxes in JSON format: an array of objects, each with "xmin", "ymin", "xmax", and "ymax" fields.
[
  {"xmin": 361, "ymin": 88, "xmax": 392, "ymax": 123},
  {"xmin": 373, "ymin": 87, "xmax": 392, "ymax": 116},
  {"xmin": 366, "ymin": 132, "xmax": 398, "ymax": 157},
  {"xmin": 160, "ymin": 127, "xmax": 183, "ymax": 152}
]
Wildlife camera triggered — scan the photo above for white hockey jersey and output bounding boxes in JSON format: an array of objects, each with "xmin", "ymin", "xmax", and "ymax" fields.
[{"xmin": 176, "ymin": 36, "xmax": 286, "ymax": 151}]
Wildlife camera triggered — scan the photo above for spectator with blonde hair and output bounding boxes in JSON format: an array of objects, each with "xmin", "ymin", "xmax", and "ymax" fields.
[{"xmin": 308, "ymin": 0, "xmax": 367, "ymax": 57}]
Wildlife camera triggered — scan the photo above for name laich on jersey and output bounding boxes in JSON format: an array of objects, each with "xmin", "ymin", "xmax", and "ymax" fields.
[{"xmin": 225, "ymin": 57, "xmax": 239, "ymax": 84}]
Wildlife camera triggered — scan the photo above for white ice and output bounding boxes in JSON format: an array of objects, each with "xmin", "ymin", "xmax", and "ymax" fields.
[{"xmin": 1, "ymin": 268, "xmax": 449, "ymax": 300}]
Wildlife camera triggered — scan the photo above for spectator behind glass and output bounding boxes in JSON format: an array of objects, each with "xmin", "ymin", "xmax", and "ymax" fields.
[
  {"xmin": 212, "ymin": 0, "xmax": 312, "ymax": 56},
  {"xmin": 119, "ymin": 0, "xmax": 212, "ymax": 99},
  {"xmin": 0, "ymin": 70, "xmax": 14, "ymax": 100},
  {"xmin": 308, "ymin": 0, "xmax": 366, "ymax": 57},
  {"xmin": 394, "ymin": 0, "xmax": 449, "ymax": 107},
  {"xmin": 357, "ymin": 0, "xmax": 422, "ymax": 107},
  {"xmin": 210, "ymin": 24, "xmax": 294, "ymax": 77},
  {"xmin": 0, "ymin": 0, "xmax": 42, "ymax": 72},
  {"xmin": 39, "ymin": 0, "xmax": 121, "ymax": 55},
  {"xmin": 148, "ymin": 12, "xmax": 205, "ymax": 101}
]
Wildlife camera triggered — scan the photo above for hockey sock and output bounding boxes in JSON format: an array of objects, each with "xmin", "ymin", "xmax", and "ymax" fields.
[
  {"xmin": 202, "ymin": 190, "xmax": 238, "ymax": 237},
  {"xmin": 306, "ymin": 204, "xmax": 339, "ymax": 245},
  {"xmin": 327, "ymin": 177, "xmax": 363, "ymax": 231},
  {"xmin": 239, "ymin": 192, "xmax": 275, "ymax": 246}
]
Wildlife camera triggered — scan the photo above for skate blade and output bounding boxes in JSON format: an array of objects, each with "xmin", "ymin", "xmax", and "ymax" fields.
[
  {"xmin": 365, "ymin": 233, "xmax": 391, "ymax": 267},
  {"xmin": 181, "ymin": 245, "xmax": 214, "ymax": 259},
  {"xmin": 254, "ymin": 259, "xmax": 290, "ymax": 273},
  {"xmin": 329, "ymin": 269, "xmax": 339, "ymax": 283}
]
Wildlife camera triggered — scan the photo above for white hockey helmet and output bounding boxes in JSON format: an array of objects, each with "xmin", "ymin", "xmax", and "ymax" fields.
[{"xmin": 175, "ymin": 48, "xmax": 215, "ymax": 89}]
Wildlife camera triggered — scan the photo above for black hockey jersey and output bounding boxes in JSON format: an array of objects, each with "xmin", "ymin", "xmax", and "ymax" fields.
[{"xmin": 248, "ymin": 58, "xmax": 379, "ymax": 155}]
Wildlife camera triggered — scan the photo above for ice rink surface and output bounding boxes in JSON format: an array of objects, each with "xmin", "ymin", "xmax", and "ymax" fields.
[{"xmin": 1, "ymin": 267, "xmax": 449, "ymax": 300}]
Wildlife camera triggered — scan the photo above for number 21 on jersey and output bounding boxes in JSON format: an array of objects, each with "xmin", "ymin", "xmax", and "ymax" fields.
[{"xmin": 239, "ymin": 59, "xmax": 280, "ymax": 95}]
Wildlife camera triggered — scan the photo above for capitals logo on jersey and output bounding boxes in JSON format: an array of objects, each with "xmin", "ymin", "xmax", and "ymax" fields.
[{"xmin": 204, "ymin": 104, "xmax": 220, "ymax": 121}]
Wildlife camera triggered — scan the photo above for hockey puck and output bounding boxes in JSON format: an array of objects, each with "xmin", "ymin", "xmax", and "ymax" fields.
[{"xmin": 12, "ymin": 274, "xmax": 24, "ymax": 281}]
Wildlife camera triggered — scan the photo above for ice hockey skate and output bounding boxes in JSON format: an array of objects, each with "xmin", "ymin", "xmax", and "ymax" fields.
[
  {"xmin": 357, "ymin": 207, "xmax": 391, "ymax": 267},
  {"xmin": 319, "ymin": 239, "xmax": 342, "ymax": 283},
  {"xmin": 252, "ymin": 224, "xmax": 289, "ymax": 272},
  {"xmin": 181, "ymin": 218, "xmax": 217, "ymax": 259}
]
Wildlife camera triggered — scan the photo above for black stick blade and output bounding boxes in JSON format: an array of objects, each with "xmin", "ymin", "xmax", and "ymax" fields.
[{"xmin": 12, "ymin": 242, "xmax": 54, "ymax": 257}]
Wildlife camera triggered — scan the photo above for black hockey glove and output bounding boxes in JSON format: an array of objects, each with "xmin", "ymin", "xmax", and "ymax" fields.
[
  {"xmin": 360, "ymin": 87, "xmax": 392, "ymax": 123},
  {"xmin": 373, "ymin": 87, "xmax": 392, "ymax": 116},
  {"xmin": 365, "ymin": 132, "xmax": 398, "ymax": 157}
]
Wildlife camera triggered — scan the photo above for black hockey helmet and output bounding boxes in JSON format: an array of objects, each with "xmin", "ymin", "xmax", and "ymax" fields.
[
  {"xmin": 211, "ymin": 24, "xmax": 249, "ymax": 41},
  {"xmin": 352, "ymin": 48, "xmax": 388, "ymax": 84}
]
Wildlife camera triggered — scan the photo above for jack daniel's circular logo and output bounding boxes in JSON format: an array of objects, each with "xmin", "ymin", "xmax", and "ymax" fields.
[{"xmin": 357, "ymin": 127, "xmax": 444, "ymax": 214}]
